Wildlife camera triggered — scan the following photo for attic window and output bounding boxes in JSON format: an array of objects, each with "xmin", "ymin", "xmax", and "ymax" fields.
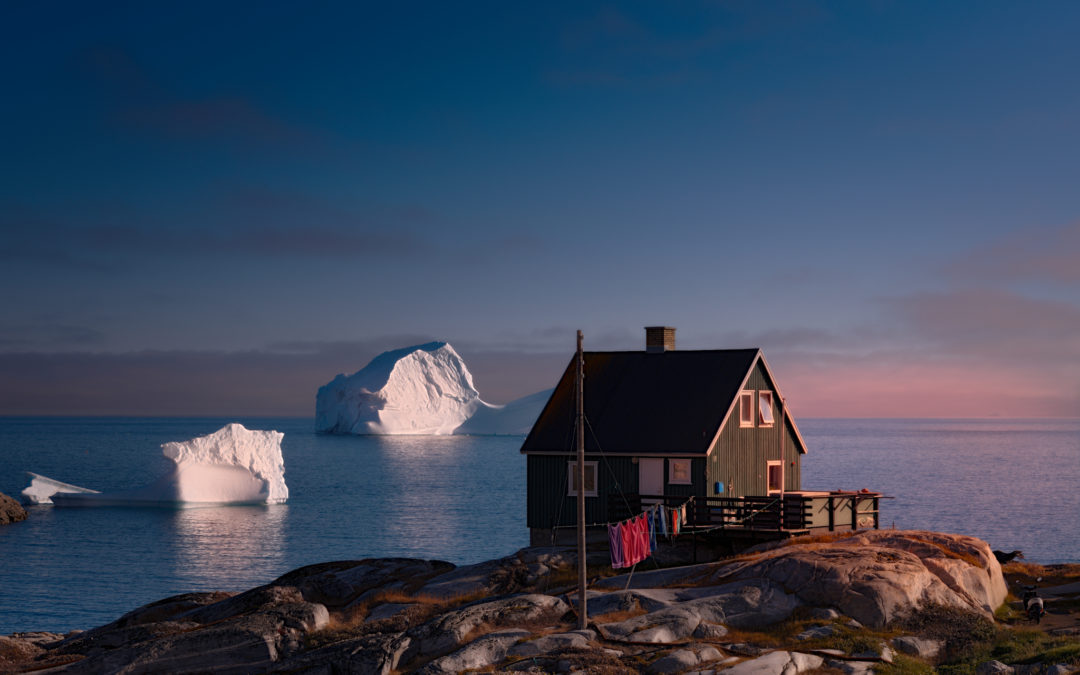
[
  {"xmin": 759, "ymin": 391, "xmax": 775, "ymax": 427},
  {"xmin": 567, "ymin": 461, "xmax": 597, "ymax": 497},
  {"xmin": 739, "ymin": 391, "xmax": 754, "ymax": 427},
  {"xmin": 668, "ymin": 459, "xmax": 692, "ymax": 485}
]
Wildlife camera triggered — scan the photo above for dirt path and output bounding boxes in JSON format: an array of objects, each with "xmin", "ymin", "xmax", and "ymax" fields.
[{"xmin": 1002, "ymin": 565, "xmax": 1080, "ymax": 636}]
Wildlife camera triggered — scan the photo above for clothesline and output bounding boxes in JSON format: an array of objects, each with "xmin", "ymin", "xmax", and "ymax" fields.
[
  {"xmin": 548, "ymin": 496, "xmax": 697, "ymax": 531},
  {"xmin": 607, "ymin": 498, "xmax": 693, "ymax": 570}
]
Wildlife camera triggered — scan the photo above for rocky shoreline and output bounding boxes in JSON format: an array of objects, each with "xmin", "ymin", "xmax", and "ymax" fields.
[
  {"xmin": 0, "ymin": 492, "xmax": 28, "ymax": 525},
  {"xmin": 2, "ymin": 529, "xmax": 1077, "ymax": 674}
]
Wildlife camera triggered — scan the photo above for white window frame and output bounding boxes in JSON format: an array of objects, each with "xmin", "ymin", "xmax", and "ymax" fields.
[
  {"xmin": 567, "ymin": 461, "xmax": 598, "ymax": 497},
  {"xmin": 739, "ymin": 391, "xmax": 754, "ymax": 427},
  {"xmin": 766, "ymin": 460, "xmax": 784, "ymax": 495},
  {"xmin": 668, "ymin": 458, "xmax": 692, "ymax": 485},
  {"xmin": 758, "ymin": 391, "xmax": 775, "ymax": 427}
]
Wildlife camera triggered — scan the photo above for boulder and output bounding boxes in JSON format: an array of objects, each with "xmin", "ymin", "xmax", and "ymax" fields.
[
  {"xmin": 892, "ymin": 635, "xmax": 943, "ymax": 659},
  {"xmin": 794, "ymin": 625, "xmax": 836, "ymax": 641},
  {"xmin": 826, "ymin": 660, "xmax": 877, "ymax": 675},
  {"xmin": 648, "ymin": 645, "xmax": 724, "ymax": 674},
  {"xmin": 403, "ymin": 593, "xmax": 570, "ymax": 662},
  {"xmin": 718, "ymin": 650, "xmax": 824, "ymax": 674},
  {"xmin": 0, "ymin": 492, "xmax": 28, "ymax": 524},
  {"xmin": 0, "ymin": 635, "xmax": 44, "ymax": 667},
  {"xmin": 416, "ymin": 628, "xmax": 530, "ymax": 674},
  {"xmin": 711, "ymin": 530, "xmax": 1007, "ymax": 628},
  {"xmin": 508, "ymin": 629, "xmax": 595, "ymax": 657}
]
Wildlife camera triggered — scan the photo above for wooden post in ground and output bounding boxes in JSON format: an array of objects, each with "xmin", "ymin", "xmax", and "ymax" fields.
[{"xmin": 575, "ymin": 330, "xmax": 587, "ymax": 630}]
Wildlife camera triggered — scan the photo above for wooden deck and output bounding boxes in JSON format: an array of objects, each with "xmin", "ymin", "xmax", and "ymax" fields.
[{"xmin": 608, "ymin": 490, "xmax": 882, "ymax": 536}]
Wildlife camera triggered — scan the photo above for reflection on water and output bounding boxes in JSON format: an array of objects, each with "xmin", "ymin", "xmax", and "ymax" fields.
[{"xmin": 170, "ymin": 505, "xmax": 288, "ymax": 589}]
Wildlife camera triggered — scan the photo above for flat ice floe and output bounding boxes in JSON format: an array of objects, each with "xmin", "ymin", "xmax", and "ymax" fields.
[{"xmin": 21, "ymin": 423, "xmax": 288, "ymax": 507}]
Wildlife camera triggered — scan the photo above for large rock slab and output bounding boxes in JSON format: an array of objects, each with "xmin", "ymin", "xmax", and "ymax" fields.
[
  {"xmin": 507, "ymin": 629, "xmax": 595, "ymax": 658},
  {"xmin": 712, "ymin": 530, "xmax": 1006, "ymax": 628},
  {"xmin": 280, "ymin": 632, "xmax": 411, "ymax": 675},
  {"xmin": 269, "ymin": 558, "xmax": 455, "ymax": 609},
  {"xmin": 595, "ymin": 579, "xmax": 800, "ymax": 643},
  {"xmin": 719, "ymin": 650, "xmax": 824, "ymax": 674},
  {"xmin": 416, "ymin": 628, "xmax": 530, "ymax": 674},
  {"xmin": 403, "ymin": 593, "xmax": 570, "ymax": 662},
  {"xmin": 52, "ymin": 598, "xmax": 329, "ymax": 674}
]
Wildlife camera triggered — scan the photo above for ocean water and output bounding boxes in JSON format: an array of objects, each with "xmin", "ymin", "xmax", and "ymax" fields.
[{"xmin": 0, "ymin": 416, "xmax": 1077, "ymax": 634}]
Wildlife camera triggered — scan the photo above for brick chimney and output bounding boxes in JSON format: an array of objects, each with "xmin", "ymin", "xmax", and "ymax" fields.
[{"xmin": 645, "ymin": 326, "xmax": 676, "ymax": 353}]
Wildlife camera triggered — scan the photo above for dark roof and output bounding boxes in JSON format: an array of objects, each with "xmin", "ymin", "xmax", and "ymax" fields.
[{"xmin": 520, "ymin": 349, "xmax": 760, "ymax": 455}]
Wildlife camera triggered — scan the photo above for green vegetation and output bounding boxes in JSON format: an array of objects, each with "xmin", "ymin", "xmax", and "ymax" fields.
[{"xmin": 886, "ymin": 603, "xmax": 1080, "ymax": 674}]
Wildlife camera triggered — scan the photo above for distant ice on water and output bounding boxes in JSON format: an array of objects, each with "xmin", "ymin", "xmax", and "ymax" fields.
[{"xmin": 21, "ymin": 423, "xmax": 288, "ymax": 507}]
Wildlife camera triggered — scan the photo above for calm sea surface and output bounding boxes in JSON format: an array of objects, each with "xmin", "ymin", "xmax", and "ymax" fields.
[{"xmin": 0, "ymin": 417, "xmax": 1077, "ymax": 634}]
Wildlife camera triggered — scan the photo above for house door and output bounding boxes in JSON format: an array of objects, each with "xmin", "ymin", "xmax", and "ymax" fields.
[{"xmin": 639, "ymin": 458, "xmax": 664, "ymax": 504}]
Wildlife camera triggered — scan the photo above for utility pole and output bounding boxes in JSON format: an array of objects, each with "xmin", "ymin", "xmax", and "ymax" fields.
[{"xmin": 576, "ymin": 329, "xmax": 587, "ymax": 630}]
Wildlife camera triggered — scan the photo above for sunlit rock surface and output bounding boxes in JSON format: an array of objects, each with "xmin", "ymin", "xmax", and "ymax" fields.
[
  {"xmin": 315, "ymin": 342, "xmax": 547, "ymax": 435},
  {"xmin": 21, "ymin": 423, "xmax": 288, "ymax": 507},
  {"xmin": 2, "ymin": 531, "xmax": 1013, "ymax": 673}
]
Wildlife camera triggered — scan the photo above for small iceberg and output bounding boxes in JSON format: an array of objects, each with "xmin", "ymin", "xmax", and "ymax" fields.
[{"xmin": 21, "ymin": 423, "xmax": 288, "ymax": 507}]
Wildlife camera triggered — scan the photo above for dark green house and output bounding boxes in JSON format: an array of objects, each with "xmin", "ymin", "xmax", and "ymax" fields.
[{"xmin": 520, "ymin": 327, "xmax": 809, "ymax": 545}]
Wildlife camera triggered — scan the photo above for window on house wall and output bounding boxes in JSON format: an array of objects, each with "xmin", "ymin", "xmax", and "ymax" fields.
[
  {"xmin": 567, "ymin": 461, "xmax": 598, "ymax": 497},
  {"xmin": 668, "ymin": 459, "xmax": 692, "ymax": 485},
  {"xmin": 759, "ymin": 391, "xmax": 775, "ymax": 426},
  {"xmin": 739, "ymin": 391, "xmax": 754, "ymax": 427},
  {"xmin": 767, "ymin": 460, "xmax": 783, "ymax": 494}
]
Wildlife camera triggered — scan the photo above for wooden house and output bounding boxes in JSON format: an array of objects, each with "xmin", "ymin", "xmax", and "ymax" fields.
[{"xmin": 521, "ymin": 327, "xmax": 878, "ymax": 546}]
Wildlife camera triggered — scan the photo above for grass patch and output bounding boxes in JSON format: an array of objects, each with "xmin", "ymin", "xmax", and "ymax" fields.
[
  {"xmin": 589, "ymin": 608, "xmax": 649, "ymax": 624},
  {"xmin": 781, "ymin": 531, "xmax": 861, "ymax": 547},
  {"xmin": 891, "ymin": 604, "xmax": 996, "ymax": 661},
  {"xmin": 890, "ymin": 603, "xmax": 1080, "ymax": 674},
  {"xmin": 874, "ymin": 653, "xmax": 939, "ymax": 675},
  {"xmin": 1002, "ymin": 562, "xmax": 1080, "ymax": 586},
  {"xmin": 303, "ymin": 587, "xmax": 492, "ymax": 651}
]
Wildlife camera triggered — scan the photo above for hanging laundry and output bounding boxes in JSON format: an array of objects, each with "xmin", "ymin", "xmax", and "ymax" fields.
[
  {"xmin": 637, "ymin": 514, "xmax": 651, "ymax": 562},
  {"xmin": 657, "ymin": 504, "xmax": 669, "ymax": 539},
  {"xmin": 627, "ymin": 514, "xmax": 647, "ymax": 567},
  {"xmin": 620, "ymin": 517, "xmax": 635, "ymax": 566},
  {"xmin": 647, "ymin": 506, "xmax": 658, "ymax": 553},
  {"xmin": 608, "ymin": 522, "xmax": 625, "ymax": 569}
]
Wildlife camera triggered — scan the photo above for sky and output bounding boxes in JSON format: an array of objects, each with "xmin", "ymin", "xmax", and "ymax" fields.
[{"xmin": 1, "ymin": 1, "xmax": 1078, "ymax": 418}]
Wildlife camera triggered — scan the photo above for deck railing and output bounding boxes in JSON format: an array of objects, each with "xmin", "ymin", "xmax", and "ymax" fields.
[{"xmin": 607, "ymin": 491, "xmax": 881, "ymax": 533}]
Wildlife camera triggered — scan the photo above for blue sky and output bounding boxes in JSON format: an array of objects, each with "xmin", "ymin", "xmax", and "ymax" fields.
[{"xmin": 2, "ymin": 1, "xmax": 1078, "ymax": 417}]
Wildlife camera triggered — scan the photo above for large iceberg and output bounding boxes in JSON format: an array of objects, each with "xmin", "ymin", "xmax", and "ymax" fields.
[
  {"xmin": 315, "ymin": 342, "xmax": 548, "ymax": 435},
  {"xmin": 22, "ymin": 423, "xmax": 288, "ymax": 507}
]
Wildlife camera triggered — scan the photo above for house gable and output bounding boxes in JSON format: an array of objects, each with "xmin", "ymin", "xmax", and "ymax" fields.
[
  {"xmin": 707, "ymin": 352, "xmax": 809, "ymax": 457},
  {"xmin": 705, "ymin": 354, "xmax": 806, "ymax": 497}
]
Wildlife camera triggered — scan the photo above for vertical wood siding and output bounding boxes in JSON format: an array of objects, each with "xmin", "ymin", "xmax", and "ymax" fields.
[
  {"xmin": 527, "ymin": 454, "xmax": 636, "ymax": 529},
  {"xmin": 527, "ymin": 454, "xmax": 706, "ymax": 529},
  {"xmin": 707, "ymin": 360, "xmax": 802, "ymax": 497}
]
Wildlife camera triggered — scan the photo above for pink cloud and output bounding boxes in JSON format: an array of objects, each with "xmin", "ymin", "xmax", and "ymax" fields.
[
  {"xmin": 775, "ymin": 356, "xmax": 1077, "ymax": 418},
  {"xmin": 949, "ymin": 221, "xmax": 1080, "ymax": 285}
]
